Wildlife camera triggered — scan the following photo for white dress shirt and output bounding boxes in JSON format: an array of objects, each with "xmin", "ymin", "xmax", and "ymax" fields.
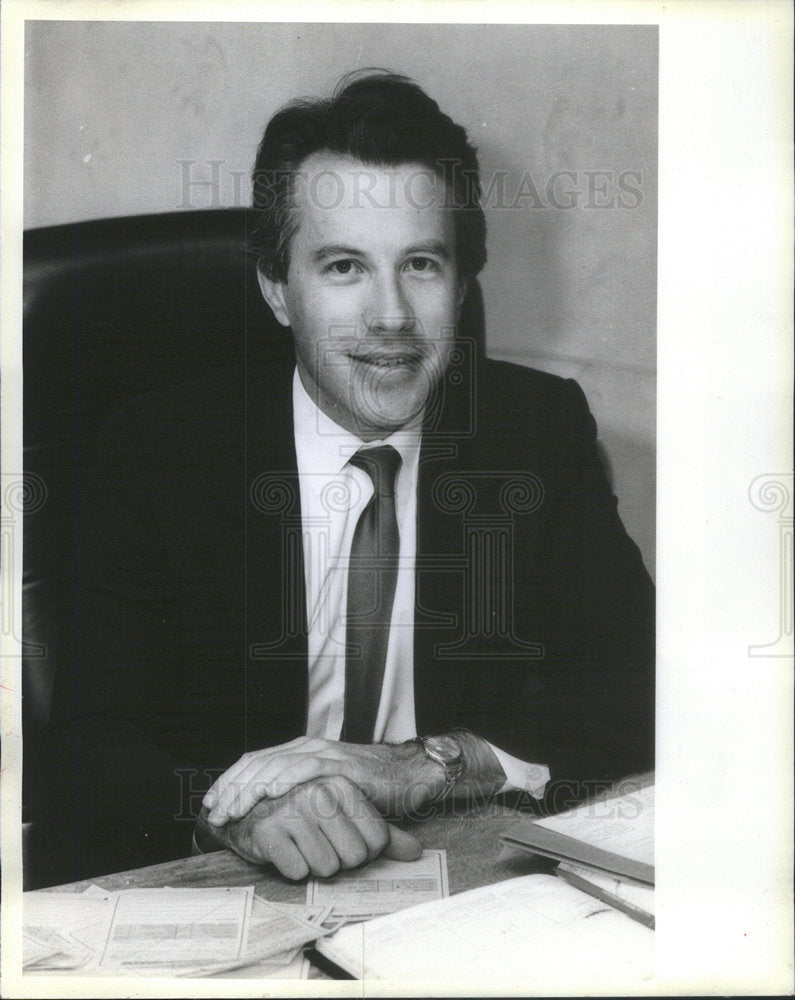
[{"xmin": 292, "ymin": 369, "xmax": 549, "ymax": 798}]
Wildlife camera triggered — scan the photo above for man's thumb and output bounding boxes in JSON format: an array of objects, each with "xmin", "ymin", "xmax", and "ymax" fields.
[{"xmin": 383, "ymin": 824, "xmax": 423, "ymax": 861}]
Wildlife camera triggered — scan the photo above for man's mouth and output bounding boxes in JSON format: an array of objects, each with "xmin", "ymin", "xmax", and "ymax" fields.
[
  {"xmin": 348, "ymin": 349, "xmax": 424, "ymax": 369},
  {"xmin": 360, "ymin": 355, "xmax": 414, "ymax": 367}
]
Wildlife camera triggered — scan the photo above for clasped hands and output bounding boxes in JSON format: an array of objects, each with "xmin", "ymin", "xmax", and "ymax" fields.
[{"xmin": 197, "ymin": 737, "xmax": 446, "ymax": 880}]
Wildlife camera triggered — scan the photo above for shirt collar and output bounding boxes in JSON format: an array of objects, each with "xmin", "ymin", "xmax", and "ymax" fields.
[{"xmin": 292, "ymin": 368, "xmax": 422, "ymax": 478}]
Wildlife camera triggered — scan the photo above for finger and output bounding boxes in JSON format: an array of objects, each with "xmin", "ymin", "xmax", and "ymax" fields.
[
  {"xmin": 212, "ymin": 749, "xmax": 357, "ymax": 824},
  {"xmin": 287, "ymin": 825, "xmax": 345, "ymax": 879},
  {"xmin": 276, "ymin": 776, "xmax": 368, "ymax": 878},
  {"xmin": 203, "ymin": 753, "xmax": 274, "ymax": 810},
  {"xmin": 207, "ymin": 746, "xmax": 323, "ymax": 822},
  {"xmin": 203, "ymin": 737, "xmax": 316, "ymax": 809},
  {"xmin": 256, "ymin": 744, "xmax": 358, "ymax": 796},
  {"xmin": 235, "ymin": 755, "xmax": 329, "ymax": 809},
  {"xmin": 321, "ymin": 819, "xmax": 370, "ymax": 870},
  {"xmin": 314, "ymin": 793, "xmax": 373, "ymax": 870},
  {"xmin": 382, "ymin": 825, "xmax": 423, "ymax": 862},
  {"xmin": 206, "ymin": 760, "xmax": 280, "ymax": 824},
  {"xmin": 266, "ymin": 836, "xmax": 311, "ymax": 881},
  {"xmin": 203, "ymin": 758, "xmax": 252, "ymax": 810},
  {"xmin": 219, "ymin": 802, "xmax": 310, "ymax": 878},
  {"xmin": 328, "ymin": 776, "xmax": 390, "ymax": 863},
  {"xmin": 207, "ymin": 754, "xmax": 325, "ymax": 825}
]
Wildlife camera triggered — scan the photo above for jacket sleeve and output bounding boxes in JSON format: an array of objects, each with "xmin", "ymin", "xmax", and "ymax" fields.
[
  {"xmin": 543, "ymin": 379, "xmax": 653, "ymax": 792},
  {"xmin": 457, "ymin": 375, "xmax": 655, "ymax": 807}
]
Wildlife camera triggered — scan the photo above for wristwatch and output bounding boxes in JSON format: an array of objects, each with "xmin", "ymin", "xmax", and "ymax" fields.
[{"xmin": 413, "ymin": 734, "xmax": 466, "ymax": 801}]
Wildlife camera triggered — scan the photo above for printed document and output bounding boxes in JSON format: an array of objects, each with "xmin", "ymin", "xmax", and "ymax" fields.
[{"xmin": 307, "ymin": 848, "xmax": 448, "ymax": 919}]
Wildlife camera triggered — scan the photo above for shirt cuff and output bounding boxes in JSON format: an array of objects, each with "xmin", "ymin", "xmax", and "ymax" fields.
[{"xmin": 486, "ymin": 741, "xmax": 550, "ymax": 799}]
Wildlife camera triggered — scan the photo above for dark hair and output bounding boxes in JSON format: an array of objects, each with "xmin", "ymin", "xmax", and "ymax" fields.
[{"xmin": 249, "ymin": 71, "xmax": 486, "ymax": 282}]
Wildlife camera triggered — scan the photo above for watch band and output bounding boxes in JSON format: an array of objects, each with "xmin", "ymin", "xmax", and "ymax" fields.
[{"xmin": 413, "ymin": 734, "xmax": 466, "ymax": 802}]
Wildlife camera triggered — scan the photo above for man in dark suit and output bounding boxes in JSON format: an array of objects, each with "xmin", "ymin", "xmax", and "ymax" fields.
[{"xmin": 32, "ymin": 72, "xmax": 653, "ymax": 885}]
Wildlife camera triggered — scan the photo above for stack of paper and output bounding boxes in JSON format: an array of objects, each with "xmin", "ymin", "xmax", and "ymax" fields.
[
  {"xmin": 23, "ymin": 850, "xmax": 451, "ymax": 978},
  {"xmin": 24, "ymin": 889, "xmax": 116, "ymax": 971},
  {"xmin": 24, "ymin": 885, "xmax": 329, "ymax": 977}
]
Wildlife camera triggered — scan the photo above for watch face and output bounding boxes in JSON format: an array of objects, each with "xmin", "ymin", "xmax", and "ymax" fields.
[{"xmin": 425, "ymin": 735, "xmax": 462, "ymax": 763}]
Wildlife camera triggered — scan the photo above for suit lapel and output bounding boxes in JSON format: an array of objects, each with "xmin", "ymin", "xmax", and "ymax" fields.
[{"xmin": 413, "ymin": 357, "xmax": 476, "ymax": 735}]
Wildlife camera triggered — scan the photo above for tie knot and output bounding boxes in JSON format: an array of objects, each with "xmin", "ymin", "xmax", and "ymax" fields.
[{"xmin": 349, "ymin": 445, "xmax": 401, "ymax": 499}]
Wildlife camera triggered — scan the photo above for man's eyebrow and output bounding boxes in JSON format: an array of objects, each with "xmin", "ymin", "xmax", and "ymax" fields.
[
  {"xmin": 310, "ymin": 241, "xmax": 453, "ymax": 263},
  {"xmin": 311, "ymin": 244, "xmax": 365, "ymax": 262},
  {"xmin": 403, "ymin": 241, "xmax": 452, "ymax": 259}
]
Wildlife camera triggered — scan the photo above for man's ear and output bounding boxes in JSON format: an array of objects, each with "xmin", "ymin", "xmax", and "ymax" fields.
[{"xmin": 257, "ymin": 268, "xmax": 291, "ymax": 327}]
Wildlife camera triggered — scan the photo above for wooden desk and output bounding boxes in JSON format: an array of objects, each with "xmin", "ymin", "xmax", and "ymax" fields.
[{"xmin": 43, "ymin": 804, "xmax": 552, "ymax": 901}]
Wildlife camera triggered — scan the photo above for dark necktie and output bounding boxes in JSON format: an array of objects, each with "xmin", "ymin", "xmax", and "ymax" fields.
[{"xmin": 342, "ymin": 445, "xmax": 402, "ymax": 744}]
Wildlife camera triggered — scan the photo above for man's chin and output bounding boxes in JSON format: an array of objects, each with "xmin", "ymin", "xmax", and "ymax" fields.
[
  {"xmin": 352, "ymin": 417, "xmax": 417, "ymax": 441},
  {"xmin": 350, "ymin": 405, "xmax": 425, "ymax": 440},
  {"xmin": 346, "ymin": 387, "xmax": 431, "ymax": 439}
]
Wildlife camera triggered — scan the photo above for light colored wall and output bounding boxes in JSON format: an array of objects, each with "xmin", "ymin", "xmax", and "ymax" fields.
[{"xmin": 25, "ymin": 21, "xmax": 657, "ymax": 575}]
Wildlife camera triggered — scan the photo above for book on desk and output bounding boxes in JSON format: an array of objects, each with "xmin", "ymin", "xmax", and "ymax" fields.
[
  {"xmin": 316, "ymin": 784, "xmax": 655, "ymax": 982},
  {"xmin": 501, "ymin": 781, "xmax": 654, "ymax": 927}
]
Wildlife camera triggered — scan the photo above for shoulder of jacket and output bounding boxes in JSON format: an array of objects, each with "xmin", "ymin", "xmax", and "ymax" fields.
[{"xmin": 476, "ymin": 356, "xmax": 585, "ymax": 412}]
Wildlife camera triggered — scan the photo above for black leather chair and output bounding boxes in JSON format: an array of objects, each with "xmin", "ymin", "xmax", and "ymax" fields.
[
  {"xmin": 22, "ymin": 208, "xmax": 485, "ymax": 857},
  {"xmin": 22, "ymin": 209, "xmax": 284, "ymax": 828}
]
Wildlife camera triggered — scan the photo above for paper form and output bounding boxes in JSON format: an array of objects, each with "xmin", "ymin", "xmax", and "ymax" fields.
[
  {"xmin": 24, "ymin": 885, "xmax": 327, "ymax": 978},
  {"xmin": 23, "ymin": 928, "xmax": 91, "ymax": 971},
  {"xmin": 256, "ymin": 900, "xmax": 333, "ymax": 926},
  {"xmin": 114, "ymin": 898, "xmax": 323, "ymax": 979},
  {"xmin": 171, "ymin": 896, "xmax": 338, "ymax": 978},
  {"xmin": 307, "ymin": 848, "xmax": 448, "ymax": 919},
  {"xmin": 204, "ymin": 950, "xmax": 311, "ymax": 980},
  {"xmin": 24, "ymin": 891, "xmax": 117, "ymax": 970},
  {"xmin": 185, "ymin": 895, "xmax": 326, "ymax": 973},
  {"xmin": 100, "ymin": 886, "xmax": 252, "ymax": 967}
]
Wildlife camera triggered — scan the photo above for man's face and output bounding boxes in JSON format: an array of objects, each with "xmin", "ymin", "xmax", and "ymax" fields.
[{"xmin": 258, "ymin": 153, "xmax": 466, "ymax": 440}]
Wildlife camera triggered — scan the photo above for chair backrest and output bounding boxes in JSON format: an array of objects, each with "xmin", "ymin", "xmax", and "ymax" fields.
[{"xmin": 22, "ymin": 208, "xmax": 284, "ymax": 735}]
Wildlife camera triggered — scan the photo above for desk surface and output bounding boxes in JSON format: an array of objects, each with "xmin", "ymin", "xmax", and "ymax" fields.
[{"xmin": 42, "ymin": 804, "xmax": 551, "ymax": 901}]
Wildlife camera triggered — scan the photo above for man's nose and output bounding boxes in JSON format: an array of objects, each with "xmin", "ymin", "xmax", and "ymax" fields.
[{"xmin": 364, "ymin": 272, "xmax": 415, "ymax": 335}]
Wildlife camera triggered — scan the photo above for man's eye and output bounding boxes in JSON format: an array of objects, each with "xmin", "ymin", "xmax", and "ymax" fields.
[
  {"xmin": 327, "ymin": 260, "xmax": 360, "ymax": 275},
  {"xmin": 405, "ymin": 257, "xmax": 438, "ymax": 273}
]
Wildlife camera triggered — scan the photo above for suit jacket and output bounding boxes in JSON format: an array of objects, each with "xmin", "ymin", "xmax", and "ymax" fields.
[{"xmin": 30, "ymin": 340, "xmax": 654, "ymax": 885}]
